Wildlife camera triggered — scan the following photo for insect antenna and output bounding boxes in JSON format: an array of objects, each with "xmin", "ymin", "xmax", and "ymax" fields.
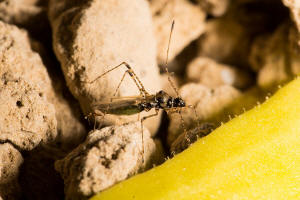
[
  {"xmin": 163, "ymin": 20, "xmax": 189, "ymax": 135},
  {"xmin": 164, "ymin": 20, "xmax": 202, "ymax": 137},
  {"xmin": 164, "ymin": 20, "xmax": 180, "ymax": 97}
]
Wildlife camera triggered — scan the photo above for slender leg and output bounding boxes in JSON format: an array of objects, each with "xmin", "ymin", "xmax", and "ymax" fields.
[
  {"xmin": 112, "ymin": 69, "xmax": 145, "ymax": 98},
  {"xmin": 137, "ymin": 112, "xmax": 141, "ymax": 121},
  {"xmin": 190, "ymin": 105, "xmax": 200, "ymax": 128},
  {"xmin": 122, "ymin": 62, "xmax": 150, "ymax": 96},
  {"xmin": 83, "ymin": 62, "xmax": 151, "ymax": 129},
  {"xmin": 85, "ymin": 110, "xmax": 104, "ymax": 130},
  {"xmin": 84, "ymin": 112, "xmax": 95, "ymax": 129},
  {"xmin": 83, "ymin": 62, "xmax": 126, "ymax": 84},
  {"xmin": 178, "ymin": 108, "xmax": 188, "ymax": 139},
  {"xmin": 83, "ymin": 62, "xmax": 150, "ymax": 97},
  {"xmin": 140, "ymin": 109, "xmax": 159, "ymax": 165},
  {"xmin": 165, "ymin": 68, "xmax": 180, "ymax": 97},
  {"xmin": 167, "ymin": 108, "xmax": 188, "ymax": 141}
]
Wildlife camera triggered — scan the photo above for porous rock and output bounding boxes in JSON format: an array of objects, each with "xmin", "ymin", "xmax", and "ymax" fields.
[
  {"xmin": 55, "ymin": 122, "xmax": 160, "ymax": 200},
  {"xmin": 167, "ymin": 83, "xmax": 241, "ymax": 145},
  {"xmin": 0, "ymin": 0, "xmax": 44, "ymax": 26},
  {"xmin": 49, "ymin": 0, "xmax": 161, "ymax": 135},
  {"xmin": 150, "ymin": 0, "xmax": 206, "ymax": 65},
  {"xmin": 0, "ymin": 21, "xmax": 52, "ymax": 96},
  {"xmin": 187, "ymin": 57, "xmax": 251, "ymax": 89},
  {"xmin": 0, "ymin": 21, "xmax": 86, "ymax": 150},
  {"xmin": 0, "ymin": 0, "xmax": 50, "ymax": 38},
  {"xmin": 0, "ymin": 143, "xmax": 23, "ymax": 200},
  {"xmin": 0, "ymin": 78, "xmax": 57, "ymax": 150},
  {"xmin": 249, "ymin": 21, "xmax": 300, "ymax": 89}
]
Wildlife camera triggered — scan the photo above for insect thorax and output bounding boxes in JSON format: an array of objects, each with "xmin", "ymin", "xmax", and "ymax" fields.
[{"xmin": 138, "ymin": 90, "xmax": 186, "ymax": 112}]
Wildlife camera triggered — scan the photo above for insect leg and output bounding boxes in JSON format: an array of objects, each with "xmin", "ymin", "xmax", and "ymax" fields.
[
  {"xmin": 186, "ymin": 104, "xmax": 201, "ymax": 128},
  {"xmin": 83, "ymin": 62, "xmax": 127, "ymax": 84},
  {"xmin": 166, "ymin": 107, "xmax": 187, "ymax": 136},
  {"xmin": 83, "ymin": 62, "xmax": 150, "ymax": 97},
  {"xmin": 140, "ymin": 109, "xmax": 159, "ymax": 165},
  {"xmin": 85, "ymin": 109, "xmax": 105, "ymax": 130},
  {"xmin": 112, "ymin": 69, "xmax": 146, "ymax": 99},
  {"xmin": 122, "ymin": 62, "xmax": 150, "ymax": 96}
]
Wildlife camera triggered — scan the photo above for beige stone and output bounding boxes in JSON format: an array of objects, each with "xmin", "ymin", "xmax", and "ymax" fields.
[
  {"xmin": 150, "ymin": 0, "xmax": 206, "ymax": 65},
  {"xmin": 149, "ymin": 0, "xmax": 168, "ymax": 14},
  {"xmin": 249, "ymin": 22, "xmax": 300, "ymax": 89},
  {"xmin": 283, "ymin": 0, "xmax": 300, "ymax": 33},
  {"xmin": 55, "ymin": 123, "xmax": 160, "ymax": 200},
  {"xmin": 0, "ymin": 21, "xmax": 86, "ymax": 150},
  {"xmin": 187, "ymin": 57, "xmax": 252, "ymax": 89},
  {"xmin": 49, "ymin": 0, "xmax": 161, "ymax": 135},
  {"xmin": 0, "ymin": 0, "xmax": 43, "ymax": 25},
  {"xmin": 197, "ymin": 0, "xmax": 230, "ymax": 16},
  {"xmin": 198, "ymin": 17, "xmax": 252, "ymax": 67},
  {"xmin": 0, "ymin": 143, "xmax": 23, "ymax": 200},
  {"xmin": 0, "ymin": 78, "xmax": 57, "ymax": 150},
  {"xmin": 167, "ymin": 83, "xmax": 241, "ymax": 145},
  {"xmin": 0, "ymin": 0, "xmax": 49, "ymax": 38}
]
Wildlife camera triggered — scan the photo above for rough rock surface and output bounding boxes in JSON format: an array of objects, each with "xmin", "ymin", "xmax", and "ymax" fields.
[
  {"xmin": 197, "ymin": 0, "xmax": 230, "ymax": 17},
  {"xmin": 0, "ymin": 77, "xmax": 57, "ymax": 150},
  {"xmin": 168, "ymin": 83, "xmax": 241, "ymax": 145},
  {"xmin": 0, "ymin": 21, "xmax": 52, "ymax": 96},
  {"xmin": 0, "ymin": 0, "xmax": 50, "ymax": 38},
  {"xmin": 0, "ymin": 143, "xmax": 23, "ymax": 200},
  {"xmin": 0, "ymin": 21, "xmax": 86, "ymax": 150},
  {"xmin": 55, "ymin": 123, "xmax": 161, "ymax": 200},
  {"xmin": 187, "ymin": 57, "xmax": 251, "ymax": 89},
  {"xmin": 0, "ymin": 0, "xmax": 44, "ymax": 25},
  {"xmin": 151, "ymin": 0, "xmax": 206, "ymax": 64},
  {"xmin": 249, "ymin": 21, "xmax": 300, "ymax": 89},
  {"xmin": 283, "ymin": 0, "xmax": 300, "ymax": 33},
  {"xmin": 49, "ymin": 0, "xmax": 161, "ymax": 135}
]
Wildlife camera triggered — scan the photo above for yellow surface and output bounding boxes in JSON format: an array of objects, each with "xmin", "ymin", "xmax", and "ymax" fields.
[{"xmin": 91, "ymin": 78, "xmax": 300, "ymax": 200}]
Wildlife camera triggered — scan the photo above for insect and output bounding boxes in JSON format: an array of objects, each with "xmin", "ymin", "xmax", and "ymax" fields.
[
  {"xmin": 86, "ymin": 60, "xmax": 188, "ymax": 162},
  {"xmin": 84, "ymin": 21, "xmax": 192, "ymax": 163}
]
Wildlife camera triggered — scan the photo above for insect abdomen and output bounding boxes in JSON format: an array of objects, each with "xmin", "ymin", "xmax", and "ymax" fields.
[
  {"xmin": 108, "ymin": 105, "xmax": 142, "ymax": 115},
  {"xmin": 92, "ymin": 100, "xmax": 143, "ymax": 116}
]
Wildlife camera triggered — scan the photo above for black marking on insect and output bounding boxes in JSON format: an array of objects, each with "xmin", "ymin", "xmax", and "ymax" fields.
[
  {"xmin": 91, "ymin": 90, "xmax": 186, "ymax": 116},
  {"xmin": 84, "ymin": 60, "xmax": 188, "ymax": 164},
  {"xmin": 83, "ymin": 20, "xmax": 200, "ymax": 163}
]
